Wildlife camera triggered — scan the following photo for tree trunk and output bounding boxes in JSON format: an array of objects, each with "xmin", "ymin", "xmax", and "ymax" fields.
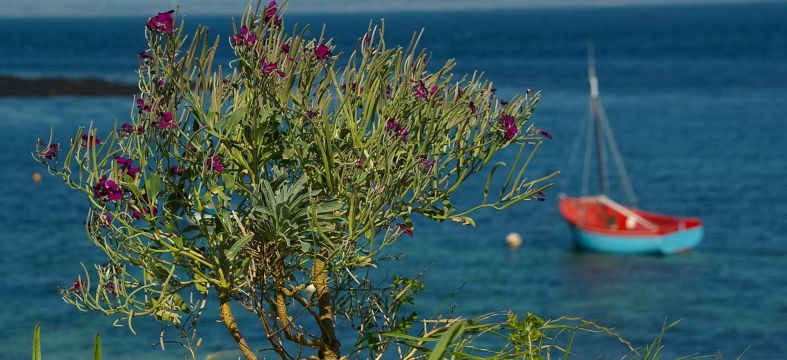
[
  {"xmin": 312, "ymin": 258, "xmax": 341, "ymax": 360},
  {"xmin": 220, "ymin": 300, "xmax": 259, "ymax": 360}
]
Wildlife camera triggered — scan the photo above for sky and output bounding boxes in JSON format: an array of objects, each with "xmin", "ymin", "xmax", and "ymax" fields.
[{"xmin": 0, "ymin": 0, "xmax": 782, "ymax": 17}]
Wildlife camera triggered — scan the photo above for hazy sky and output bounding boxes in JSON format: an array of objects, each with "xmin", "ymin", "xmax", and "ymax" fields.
[{"xmin": 0, "ymin": 0, "xmax": 781, "ymax": 17}]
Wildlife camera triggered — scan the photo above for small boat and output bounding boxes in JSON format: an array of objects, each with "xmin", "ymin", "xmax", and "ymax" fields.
[{"xmin": 559, "ymin": 44, "xmax": 703, "ymax": 255}]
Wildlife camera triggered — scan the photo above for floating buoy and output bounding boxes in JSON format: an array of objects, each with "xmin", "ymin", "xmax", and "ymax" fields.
[
  {"xmin": 32, "ymin": 172, "xmax": 42, "ymax": 183},
  {"xmin": 505, "ymin": 232, "xmax": 522, "ymax": 248}
]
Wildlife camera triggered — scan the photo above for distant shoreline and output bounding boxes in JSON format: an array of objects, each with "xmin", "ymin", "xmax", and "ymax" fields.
[{"xmin": 0, "ymin": 75, "xmax": 137, "ymax": 97}]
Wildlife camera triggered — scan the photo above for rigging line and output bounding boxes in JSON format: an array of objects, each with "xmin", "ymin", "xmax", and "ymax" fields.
[
  {"xmin": 581, "ymin": 98, "xmax": 594, "ymax": 197},
  {"xmin": 588, "ymin": 41, "xmax": 609, "ymax": 196},
  {"xmin": 598, "ymin": 103, "xmax": 638, "ymax": 206},
  {"xmin": 560, "ymin": 100, "xmax": 590, "ymax": 193}
]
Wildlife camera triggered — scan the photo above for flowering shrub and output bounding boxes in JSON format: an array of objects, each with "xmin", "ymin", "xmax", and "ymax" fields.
[{"xmin": 34, "ymin": 2, "xmax": 555, "ymax": 359}]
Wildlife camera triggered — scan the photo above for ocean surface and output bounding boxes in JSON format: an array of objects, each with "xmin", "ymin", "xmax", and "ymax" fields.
[{"xmin": 1, "ymin": 3, "xmax": 787, "ymax": 359}]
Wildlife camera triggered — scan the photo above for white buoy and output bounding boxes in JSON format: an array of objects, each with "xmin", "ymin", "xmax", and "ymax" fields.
[{"xmin": 505, "ymin": 232, "xmax": 522, "ymax": 248}]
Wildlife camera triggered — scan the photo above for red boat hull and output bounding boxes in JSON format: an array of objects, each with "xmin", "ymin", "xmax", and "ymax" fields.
[{"xmin": 559, "ymin": 196, "xmax": 703, "ymax": 254}]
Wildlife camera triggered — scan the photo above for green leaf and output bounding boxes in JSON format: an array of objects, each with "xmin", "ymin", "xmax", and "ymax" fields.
[
  {"xmin": 195, "ymin": 281, "xmax": 208, "ymax": 294},
  {"xmin": 32, "ymin": 323, "xmax": 41, "ymax": 360},
  {"xmin": 428, "ymin": 321, "xmax": 467, "ymax": 360},
  {"xmin": 200, "ymin": 190, "xmax": 213, "ymax": 207},
  {"xmin": 382, "ymin": 332, "xmax": 440, "ymax": 342},
  {"xmin": 225, "ymin": 234, "xmax": 254, "ymax": 260},
  {"xmin": 93, "ymin": 333, "xmax": 101, "ymax": 360},
  {"xmin": 172, "ymin": 236, "xmax": 184, "ymax": 249},
  {"xmin": 145, "ymin": 172, "xmax": 161, "ymax": 200},
  {"xmin": 221, "ymin": 174, "xmax": 235, "ymax": 190},
  {"xmin": 450, "ymin": 216, "xmax": 475, "ymax": 227}
]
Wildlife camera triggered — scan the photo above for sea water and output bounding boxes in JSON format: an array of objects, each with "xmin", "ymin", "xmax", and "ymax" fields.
[{"xmin": 1, "ymin": 3, "xmax": 786, "ymax": 359}]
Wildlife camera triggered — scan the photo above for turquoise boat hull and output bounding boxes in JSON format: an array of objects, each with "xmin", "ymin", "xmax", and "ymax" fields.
[
  {"xmin": 569, "ymin": 225, "xmax": 703, "ymax": 255},
  {"xmin": 560, "ymin": 196, "xmax": 704, "ymax": 255}
]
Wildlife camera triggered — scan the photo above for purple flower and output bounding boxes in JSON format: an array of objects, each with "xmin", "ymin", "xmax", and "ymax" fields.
[
  {"xmin": 501, "ymin": 99, "xmax": 509, "ymax": 106},
  {"xmin": 123, "ymin": 123, "xmax": 137, "ymax": 134},
  {"xmin": 131, "ymin": 196, "xmax": 158, "ymax": 220},
  {"xmin": 500, "ymin": 114, "xmax": 516, "ymax": 127},
  {"xmin": 169, "ymin": 165, "xmax": 184, "ymax": 176},
  {"xmin": 127, "ymin": 167, "xmax": 141, "ymax": 179},
  {"xmin": 42, "ymin": 144, "xmax": 59, "ymax": 159},
  {"xmin": 266, "ymin": 1, "xmax": 278, "ymax": 16},
  {"xmin": 419, "ymin": 155, "xmax": 435, "ymax": 173},
  {"xmin": 207, "ymin": 155, "xmax": 224, "ymax": 173},
  {"xmin": 385, "ymin": 85, "xmax": 392, "ymax": 99},
  {"xmin": 499, "ymin": 114, "xmax": 518, "ymax": 142},
  {"xmin": 157, "ymin": 111, "xmax": 177, "ymax": 130},
  {"xmin": 118, "ymin": 123, "xmax": 144, "ymax": 137},
  {"xmin": 81, "ymin": 134, "xmax": 101, "ymax": 148},
  {"xmin": 536, "ymin": 129, "xmax": 553, "ymax": 139},
  {"xmin": 104, "ymin": 280, "xmax": 118, "ymax": 297},
  {"xmin": 314, "ymin": 44, "xmax": 332, "ymax": 61},
  {"xmin": 396, "ymin": 127, "xmax": 409, "ymax": 143},
  {"xmin": 68, "ymin": 277, "xmax": 85, "ymax": 295},
  {"xmin": 136, "ymin": 98, "xmax": 152, "ymax": 113},
  {"xmin": 348, "ymin": 82, "xmax": 364, "ymax": 93},
  {"xmin": 411, "ymin": 80, "xmax": 436, "ymax": 100},
  {"xmin": 469, "ymin": 102, "xmax": 477, "ymax": 114},
  {"xmin": 397, "ymin": 223, "xmax": 414, "ymax": 237},
  {"xmin": 386, "ymin": 118, "xmax": 400, "ymax": 131},
  {"xmin": 306, "ymin": 110, "xmax": 319, "ymax": 118},
  {"xmin": 264, "ymin": 1, "xmax": 281, "ymax": 24},
  {"xmin": 131, "ymin": 205, "xmax": 157, "ymax": 220},
  {"xmin": 115, "ymin": 156, "xmax": 133, "ymax": 169},
  {"xmin": 385, "ymin": 119, "xmax": 409, "ymax": 143},
  {"xmin": 260, "ymin": 59, "xmax": 286, "ymax": 77},
  {"xmin": 363, "ymin": 32, "xmax": 373, "ymax": 51},
  {"xmin": 232, "ymin": 25, "xmax": 256, "ymax": 46},
  {"xmin": 93, "ymin": 175, "xmax": 123, "ymax": 201},
  {"xmin": 131, "ymin": 194, "xmax": 158, "ymax": 220},
  {"xmin": 146, "ymin": 10, "xmax": 175, "ymax": 35},
  {"xmin": 280, "ymin": 42, "xmax": 290, "ymax": 53},
  {"xmin": 413, "ymin": 83, "xmax": 428, "ymax": 99},
  {"xmin": 137, "ymin": 50, "xmax": 151, "ymax": 62},
  {"xmin": 158, "ymin": 121, "xmax": 177, "ymax": 130}
]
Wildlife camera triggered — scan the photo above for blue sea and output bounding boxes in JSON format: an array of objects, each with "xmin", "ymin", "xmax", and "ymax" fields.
[{"xmin": 1, "ymin": 3, "xmax": 787, "ymax": 359}]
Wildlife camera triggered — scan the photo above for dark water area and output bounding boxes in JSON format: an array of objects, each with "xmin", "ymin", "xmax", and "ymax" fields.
[{"xmin": 1, "ymin": 3, "xmax": 786, "ymax": 359}]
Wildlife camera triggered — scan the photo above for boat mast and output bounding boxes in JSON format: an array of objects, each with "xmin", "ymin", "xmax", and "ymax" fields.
[{"xmin": 588, "ymin": 42, "xmax": 608, "ymax": 196}]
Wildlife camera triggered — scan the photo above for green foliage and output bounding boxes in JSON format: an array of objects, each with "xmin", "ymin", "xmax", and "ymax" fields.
[
  {"xmin": 385, "ymin": 313, "xmax": 723, "ymax": 360},
  {"xmin": 93, "ymin": 333, "xmax": 102, "ymax": 360},
  {"xmin": 507, "ymin": 312, "xmax": 546, "ymax": 355},
  {"xmin": 31, "ymin": 325, "xmax": 102, "ymax": 360},
  {"xmin": 34, "ymin": 1, "xmax": 555, "ymax": 359},
  {"xmin": 32, "ymin": 324, "xmax": 40, "ymax": 360}
]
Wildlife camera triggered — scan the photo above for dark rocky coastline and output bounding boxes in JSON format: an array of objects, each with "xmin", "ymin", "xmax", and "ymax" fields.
[{"xmin": 0, "ymin": 75, "xmax": 137, "ymax": 97}]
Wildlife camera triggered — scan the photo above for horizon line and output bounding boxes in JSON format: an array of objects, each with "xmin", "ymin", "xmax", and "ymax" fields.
[{"xmin": 0, "ymin": 0, "xmax": 784, "ymax": 18}]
